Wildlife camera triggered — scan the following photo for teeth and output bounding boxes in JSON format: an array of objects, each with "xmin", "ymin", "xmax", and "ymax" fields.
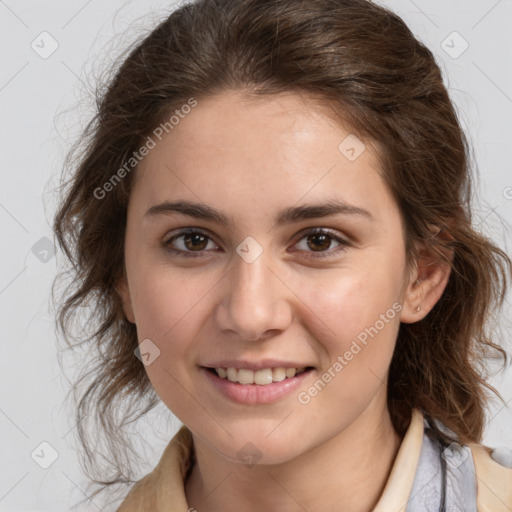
[
  {"xmin": 254, "ymin": 369, "xmax": 273, "ymax": 385},
  {"xmin": 285, "ymin": 368, "xmax": 296, "ymax": 378},
  {"xmin": 227, "ymin": 367, "xmax": 238, "ymax": 382},
  {"xmin": 216, "ymin": 367, "xmax": 227, "ymax": 379},
  {"xmin": 272, "ymin": 367, "xmax": 287, "ymax": 382},
  {"xmin": 238, "ymin": 369, "xmax": 254, "ymax": 384},
  {"xmin": 214, "ymin": 367, "xmax": 307, "ymax": 385}
]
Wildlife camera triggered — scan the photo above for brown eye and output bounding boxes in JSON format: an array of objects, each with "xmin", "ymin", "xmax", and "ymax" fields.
[
  {"xmin": 306, "ymin": 232, "xmax": 332, "ymax": 252},
  {"xmin": 294, "ymin": 228, "xmax": 350, "ymax": 259},
  {"xmin": 163, "ymin": 229, "xmax": 218, "ymax": 256},
  {"xmin": 162, "ymin": 227, "xmax": 350, "ymax": 259},
  {"xmin": 182, "ymin": 232, "xmax": 209, "ymax": 251}
]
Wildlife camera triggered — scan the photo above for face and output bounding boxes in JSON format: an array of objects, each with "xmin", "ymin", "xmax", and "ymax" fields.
[{"xmin": 119, "ymin": 90, "xmax": 421, "ymax": 465}]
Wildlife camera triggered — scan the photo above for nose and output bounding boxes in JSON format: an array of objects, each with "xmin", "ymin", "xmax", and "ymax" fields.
[{"xmin": 215, "ymin": 249, "xmax": 293, "ymax": 342}]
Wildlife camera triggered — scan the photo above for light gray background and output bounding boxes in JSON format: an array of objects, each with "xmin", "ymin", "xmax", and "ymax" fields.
[{"xmin": 0, "ymin": 0, "xmax": 511, "ymax": 510}]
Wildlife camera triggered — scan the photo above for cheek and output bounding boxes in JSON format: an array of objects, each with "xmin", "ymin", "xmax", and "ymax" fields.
[
  {"xmin": 292, "ymin": 265, "xmax": 403, "ymax": 408},
  {"xmin": 126, "ymin": 268, "xmax": 203, "ymax": 372},
  {"xmin": 300, "ymin": 264, "xmax": 403, "ymax": 353},
  {"xmin": 128, "ymin": 270, "xmax": 210, "ymax": 414},
  {"xmin": 130, "ymin": 265, "xmax": 213, "ymax": 338},
  {"xmin": 297, "ymin": 273, "xmax": 401, "ymax": 422}
]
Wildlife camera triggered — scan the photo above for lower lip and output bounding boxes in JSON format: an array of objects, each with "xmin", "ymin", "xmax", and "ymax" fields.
[{"xmin": 201, "ymin": 367, "xmax": 315, "ymax": 405}]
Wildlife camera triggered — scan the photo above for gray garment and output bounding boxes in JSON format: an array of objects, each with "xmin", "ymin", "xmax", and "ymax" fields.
[{"xmin": 406, "ymin": 418, "xmax": 478, "ymax": 512}]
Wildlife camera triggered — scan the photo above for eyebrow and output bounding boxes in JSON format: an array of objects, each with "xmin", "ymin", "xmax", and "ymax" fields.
[{"xmin": 143, "ymin": 199, "xmax": 375, "ymax": 226}]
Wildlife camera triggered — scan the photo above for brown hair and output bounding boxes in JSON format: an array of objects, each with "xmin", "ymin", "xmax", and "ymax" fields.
[{"xmin": 53, "ymin": 0, "xmax": 511, "ymax": 503}]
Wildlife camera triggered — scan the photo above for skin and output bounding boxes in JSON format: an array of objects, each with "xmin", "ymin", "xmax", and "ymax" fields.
[{"xmin": 117, "ymin": 90, "xmax": 452, "ymax": 512}]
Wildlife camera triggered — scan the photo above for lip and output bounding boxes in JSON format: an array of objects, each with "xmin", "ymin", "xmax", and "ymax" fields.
[
  {"xmin": 201, "ymin": 366, "xmax": 315, "ymax": 405},
  {"xmin": 202, "ymin": 359, "xmax": 313, "ymax": 371}
]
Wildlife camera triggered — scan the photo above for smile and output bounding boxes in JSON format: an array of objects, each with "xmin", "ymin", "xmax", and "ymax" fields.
[
  {"xmin": 210, "ymin": 366, "xmax": 309, "ymax": 385},
  {"xmin": 202, "ymin": 366, "xmax": 315, "ymax": 405}
]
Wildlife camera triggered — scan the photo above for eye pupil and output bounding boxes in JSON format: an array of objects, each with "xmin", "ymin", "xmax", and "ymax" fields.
[
  {"xmin": 185, "ymin": 233, "xmax": 208, "ymax": 250},
  {"xmin": 307, "ymin": 233, "xmax": 331, "ymax": 251}
]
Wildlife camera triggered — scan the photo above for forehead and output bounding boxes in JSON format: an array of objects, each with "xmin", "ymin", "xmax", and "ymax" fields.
[{"xmin": 131, "ymin": 90, "xmax": 397, "ymax": 229}]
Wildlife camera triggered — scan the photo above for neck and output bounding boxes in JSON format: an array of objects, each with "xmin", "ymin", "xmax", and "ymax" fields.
[{"xmin": 185, "ymin": 397, "xmax": 402, "ymax": 512}]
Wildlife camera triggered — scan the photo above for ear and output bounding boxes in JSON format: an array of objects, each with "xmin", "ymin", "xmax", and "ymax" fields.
[
  {"xmin": 116, "ymin": 268, "xmax": 136, "ymax": 324},
  {"xmin": 400, "ymin": 225, "xmax": 454, "ymax": 324}
]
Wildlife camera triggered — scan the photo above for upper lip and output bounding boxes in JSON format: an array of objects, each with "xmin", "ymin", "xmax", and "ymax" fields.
[{"xmin": 202, "ymin": 359, "xmax": 314, "ymax": 371}]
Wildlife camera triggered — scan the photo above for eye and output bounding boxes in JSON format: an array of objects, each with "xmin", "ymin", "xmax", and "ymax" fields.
[
  {"xmin": 162, "ymin": 228, "xmax": 219, "ymax": 257},
  {"xmin": 293, "ymin": 227, "xmax": 350, "ymax": 259},
  {"xmin": 161, "ymin": 227, "xmax": 350, "ymax": 258}
]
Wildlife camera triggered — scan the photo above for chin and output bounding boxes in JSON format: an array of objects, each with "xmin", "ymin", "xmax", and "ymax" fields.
[
  {"xmin": 219, "ymin": 442, "xmax": 301, "ymax": 467},
  {"xmin": 201, "ymin": 426, "xmax": 306, "ymax": 467}
]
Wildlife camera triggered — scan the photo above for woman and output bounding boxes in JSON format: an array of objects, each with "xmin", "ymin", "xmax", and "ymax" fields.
[{"xmin": 53, "ymin": 0, "xmax": 512, "ymax": 510}]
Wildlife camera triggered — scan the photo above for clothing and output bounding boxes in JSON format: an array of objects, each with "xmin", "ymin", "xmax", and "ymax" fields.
[{"xmin": 117, "ymin": 409, "xmax": 512, "ymax": 511}]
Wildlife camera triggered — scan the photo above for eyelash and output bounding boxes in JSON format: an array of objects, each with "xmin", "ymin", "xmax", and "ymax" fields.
[{"xmin": 161, "ymin": 227, "xmax": 351, "ymax": 259}]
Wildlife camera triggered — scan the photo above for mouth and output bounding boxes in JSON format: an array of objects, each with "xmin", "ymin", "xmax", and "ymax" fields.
[
  {"xmin": 203, "ymin": 366, "xmax": 315, "ymax": 386},
  {"xmin": 201, "ymin": 365, "xmax": 316, "ymax": 405}
]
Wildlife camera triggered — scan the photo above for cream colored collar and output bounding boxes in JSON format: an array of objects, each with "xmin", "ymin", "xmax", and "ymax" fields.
[{"xmin": 117, "ymin": 409, "xmax": 425, "ymax": 511}]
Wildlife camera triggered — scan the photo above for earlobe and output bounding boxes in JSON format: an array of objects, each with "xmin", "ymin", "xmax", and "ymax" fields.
[
  {"xmin": 400, "ymin": 227, "xmax": 454, "ymax": 324},
  {"xmin": 116, "ymin": 271, "xmax": 136, "ymax": 324}
]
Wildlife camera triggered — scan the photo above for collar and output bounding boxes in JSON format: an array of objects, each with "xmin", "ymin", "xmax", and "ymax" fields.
[{"xmin": 118, "ymin": 409, "xmax": 425, "ymax": 511}]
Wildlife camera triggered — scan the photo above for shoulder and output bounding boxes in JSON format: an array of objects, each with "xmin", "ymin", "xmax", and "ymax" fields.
[
  {"xmin": 116, "ymin": 466, "xmax": 159, "ymax": 512},
  {"xmin": 116, "ymin": 425, "xmax": 194, "ymax": 512},
  {"xmin": 116, "ymin": 472, "xmax": 158, "ymax": 512},
  {"xmin": 470, "ymin": 443, "xmax": 512, "ymax": 512},
  {"xmin": 408, "ymin": 414, "xmax": 512, "ymax": 512}
]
